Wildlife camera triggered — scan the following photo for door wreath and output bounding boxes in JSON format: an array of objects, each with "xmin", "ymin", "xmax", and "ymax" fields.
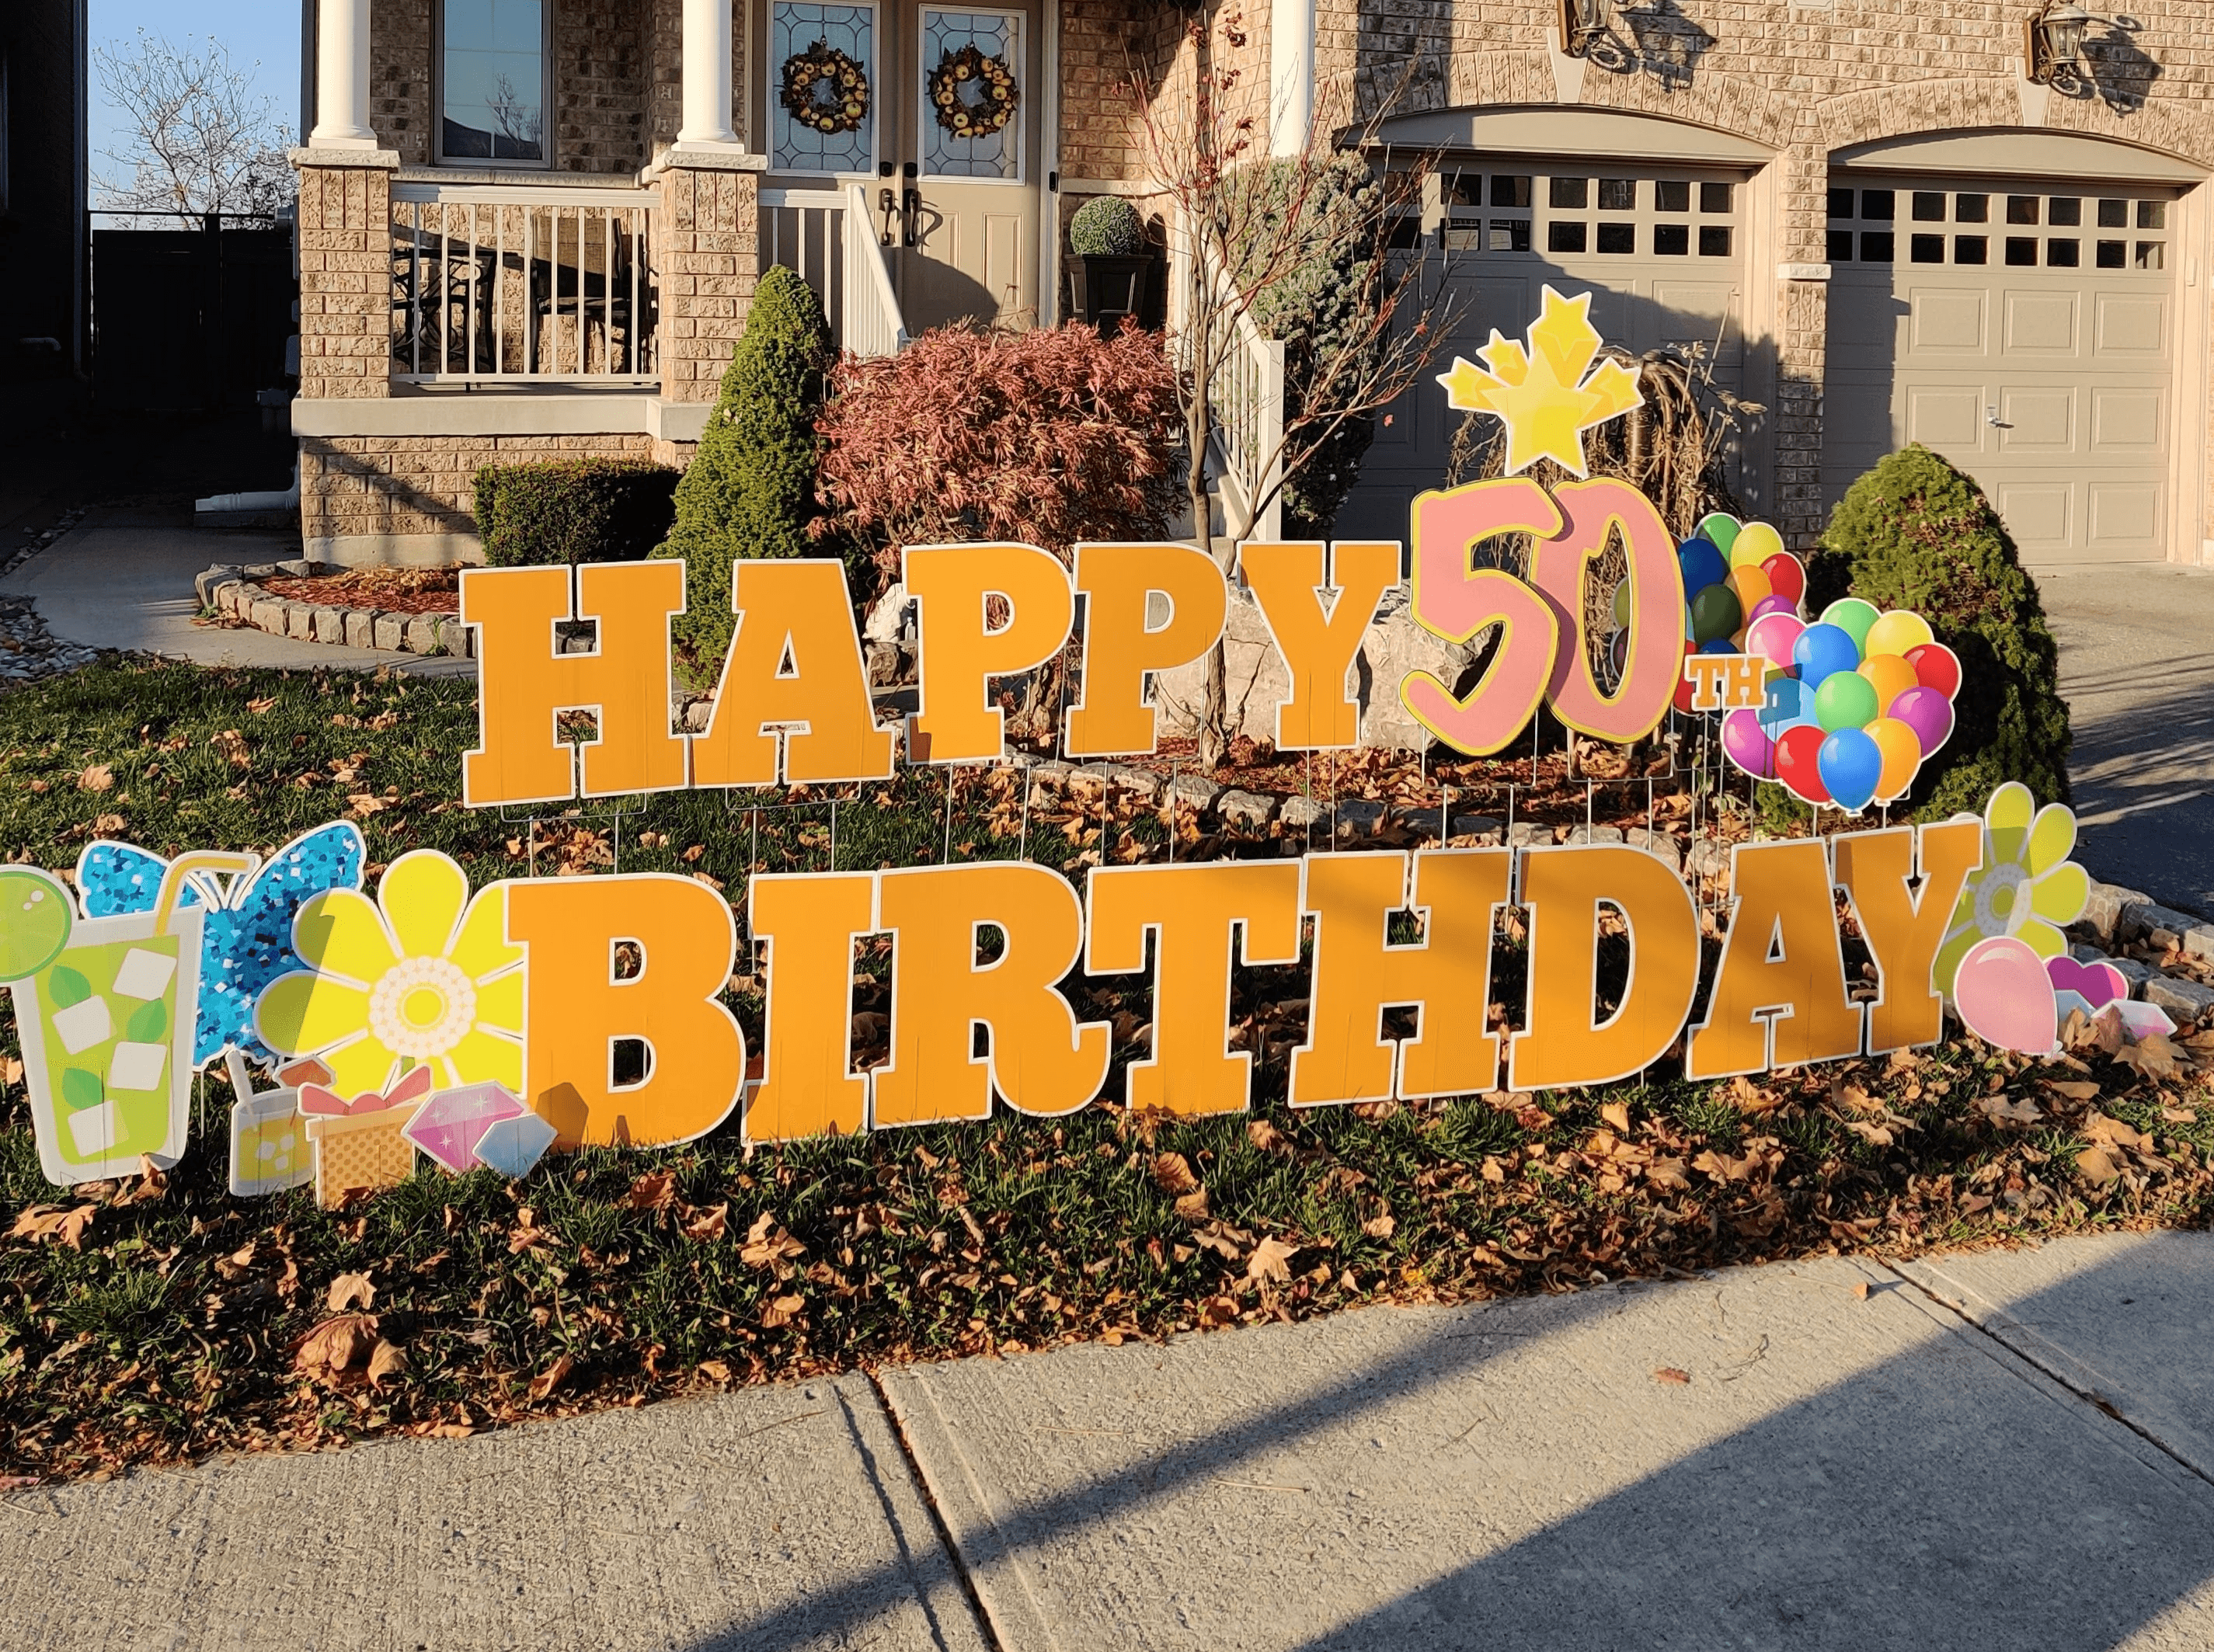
[
  {"xmin": 780, "ymin": 40, "xmax": 872, "ymax": 136},
  {"xmin": 928, "ymin": 43, "xmax": 1018, "ymax": 138}
]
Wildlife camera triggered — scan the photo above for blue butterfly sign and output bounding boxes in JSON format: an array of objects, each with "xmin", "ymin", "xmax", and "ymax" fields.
[{"xmin": 75, "ymin": 823, "xmax": 366, "ymax": 1067}]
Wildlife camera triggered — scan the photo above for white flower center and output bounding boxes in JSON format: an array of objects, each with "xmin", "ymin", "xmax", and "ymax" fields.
[
  {"xmin": 367, "ymin": 954, "xmax": 478, "ymax": 1061},
  {"xmin": 1974, "ymin": 861, "xmax": 2030, "ymax": 937}
]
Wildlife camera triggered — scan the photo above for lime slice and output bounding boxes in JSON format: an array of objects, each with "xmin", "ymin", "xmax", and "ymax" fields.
[{"xmin": 0, "ymin": 870, "xmax": 74, "ymax": 981}]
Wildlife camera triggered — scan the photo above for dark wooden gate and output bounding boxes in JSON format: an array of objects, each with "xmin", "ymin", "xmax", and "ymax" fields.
[{"xmin": 92, "ymin": 222, "xmax": 295, "ymax": 412}]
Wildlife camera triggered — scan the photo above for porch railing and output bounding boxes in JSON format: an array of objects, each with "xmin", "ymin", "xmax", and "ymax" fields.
[
  {"xmin": 759, "ymin": 183, "xmax": 908, "ymax": 358},
  {"xmin": 389, "ymin": 182, "xmax": 658, "ymax": 384},
  {"xmin": 1173, "ymin": 244, "xmax": 1286, "ymax": 543}
]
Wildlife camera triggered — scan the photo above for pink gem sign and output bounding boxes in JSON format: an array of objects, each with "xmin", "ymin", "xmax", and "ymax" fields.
[{"xmin": 402, "ymin": 1081, "xmax": 529, "ymax": 1173}]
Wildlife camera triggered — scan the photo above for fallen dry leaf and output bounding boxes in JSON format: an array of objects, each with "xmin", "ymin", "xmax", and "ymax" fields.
[
  {"xmin": 760, "ymin": 1294, "xmax": 806, "ymax": 1329},
  {"xmin": 683, "ymin": 1204, "xmax": 729, "ymax": 1243},
  {"xmin": 1197, "ymin": 1294, "xmax": 1239, "ymax": 1330},
  {"xmin": 1174, "ymin": 1188, "xmax": 1211, "ymax": 1222},
  {"xmin": 326, "ymin": 1271, "xmax": 376, "ymax": 1312},
  {"xmin": 527, "ymin": 1353, "xmax": 575, "ymax": 1400},
  {"xmin": 1653, "ymin": 1367, "xmax": 1692, "ymax": 1386},
  {"xmin": 1246, "ymin": 1118, "xmax": 1289, "ymax": 1154},
  {"xmin": 76, "ymin": 763, "xmax": 113, "ymax": 793},
  {"xmin": 292, "ymin": 1313, "xmax": 380, "ymax": 1380},
  {"xmin": 2042, "ymin": 1080, "xmax": 2102, "ymax": 1103},
  {"xmin": 2118, "ymin": 1035, "xmax": 2194, "ymax": 1082},
  {"xmin": 9, "ymin": 1204, "xmax": 96, "ymax": 1249},
  {"xmin": 1246, "ymin": 1235, "xmax": 1299, "ymax": 1285},
  {"xmin": 1975, "ymin": 1094, "xmax": 2045, "ymax": 1128},
  {"xmin": 1600, "ymin": 1101, "xmax": 1631, "ymax": 1134},
  {"xmin": 1362, "ymin": 1212, "xmax": 1397, "ymax": 1240},
  {"xmin": 1850, "ymin": 1281, "xmax": 1870, "ymax": 1301},
  {"xmin": 1151, "ymin": 1152, "xmax": 1199, "ymax": 1195},
  {"xmin": 245, "ymin": 695, "xmax": 280, "ymax": 715},
  {"xmin": 365, "ymin": 1338, "xmax": 408, "ymax": 1390},
  {"xmin": 625, "ymin": 1171, "xmax": 677, "ymax": 1212},
  {"xmin": 2075, "ymin": 1146, "xmax": 2123, "ymax": 1188},
  {"xmin": 740, "ymin": 1212, "xmax": 806, "ymax": 1268},
  {"xmin": 214, "ymin": 1240, "xmax": 258, "ymax": 1282}
]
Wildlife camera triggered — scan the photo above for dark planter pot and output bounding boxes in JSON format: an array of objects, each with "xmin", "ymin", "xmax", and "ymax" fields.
[{"xmin": 1069, "ymin": 254, "xmax": 1154, "ymax": 329}]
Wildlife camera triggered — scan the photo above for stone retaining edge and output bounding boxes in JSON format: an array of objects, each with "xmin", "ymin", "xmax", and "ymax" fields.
[{"xmin": 197, "ymin": 562, "xmax": 473, "ymax": 660}]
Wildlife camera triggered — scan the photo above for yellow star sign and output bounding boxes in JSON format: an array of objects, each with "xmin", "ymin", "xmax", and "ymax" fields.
[{"xmin": 1436, "ymin": 287, "xmax": 1645, "ymax": 478}]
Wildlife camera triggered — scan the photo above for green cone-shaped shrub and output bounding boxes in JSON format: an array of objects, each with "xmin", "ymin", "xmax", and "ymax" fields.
[
  {"xmin": 653, "ymin": 263, "xmax": 830, "ymax": 676},
  {"xmin": 1810, "ymin": 444, "xmax": 2072, "ymax": 817}
]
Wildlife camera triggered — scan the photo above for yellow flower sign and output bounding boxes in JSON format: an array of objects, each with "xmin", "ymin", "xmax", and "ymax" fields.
[
  {"xmin": 1933, "ymin": 782, "xmax": 2090, "ymax": 998},
  {"xmin": 256, "ymin": 850, "xmax": 524, "ymax": 1099}
]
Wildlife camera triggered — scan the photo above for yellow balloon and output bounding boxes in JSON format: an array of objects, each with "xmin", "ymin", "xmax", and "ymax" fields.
[
  {"xmin": 1730, "ymin": 520, "xmax": 1785, "ymax": 569},
  {"xmin": 1725, "ymin": 565, "xmax": 1773, "ymax": 613},
  {"xmin": 1858, "ymin": 653, "xmax": 1920, "ymax": 714},
  {"xmin": 1867, "ymin": 716, "xmax": 1921, "ymax": 802},
  {"xmin": 1862, "ymin": 608, "xmax": 1934, "ymax": 660}
]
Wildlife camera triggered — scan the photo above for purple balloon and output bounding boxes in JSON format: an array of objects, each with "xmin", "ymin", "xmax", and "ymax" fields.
[
  {"xmin": 1721, "ymin": 708, "xmax": 1776, "ymax": 779},
  {"xmin": 1890, "ymin": 685, "xmax": 1955, "ymax": 755},
  {"xmin": 1748, "ymin": 593, "xmax": 1797, "ymax": 623}
]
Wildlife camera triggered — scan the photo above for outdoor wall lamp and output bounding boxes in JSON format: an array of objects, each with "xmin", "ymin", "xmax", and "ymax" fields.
[
  {"xmin": 2025, "ymin": 3, "xmax": 2093, "ymax": 82},
  {"xmin": 1559, "ymin": 0, "xmax": 1609, "ymax": 57}
]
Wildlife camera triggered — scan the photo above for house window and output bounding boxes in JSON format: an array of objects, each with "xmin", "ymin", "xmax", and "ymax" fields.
[
  {"xmin": 921, "ymin": 9, "xmax": 1022, "ymax": 181},
  {"xmin": 771, "ymin": 2, "xmax": 877, "ymax": 174},
  {"xmin": 440, "ymin": 0, "xmax": 548, "ymax": 163}
]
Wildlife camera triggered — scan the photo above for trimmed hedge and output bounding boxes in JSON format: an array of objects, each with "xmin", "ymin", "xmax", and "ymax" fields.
[
  {"xmin": 472, "ymin": 458, "xmax": 680, "ymax": 568},
  {"xmin": 651, "ymin": 263, "xmax": 830, "ymax": 676},
  {"xmin": 1810, "ymin": 443, "xmax": 2073, "ymax": 817}
]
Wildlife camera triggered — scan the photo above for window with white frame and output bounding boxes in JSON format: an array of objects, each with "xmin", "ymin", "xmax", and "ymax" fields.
[
  {"xmin": 440, "ymin": 0, "xmax": 549, "ymax": 164},
  {"xmin": 921, "ymin": 9, "xmax": 1020, "ymax": 182}
]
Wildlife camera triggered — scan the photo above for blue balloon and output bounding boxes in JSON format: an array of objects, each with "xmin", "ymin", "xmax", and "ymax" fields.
[
  {"xmin": 1697, "ymin": 638, "xmax": 1739, "ymax": 655},
  {"xmin": 1817, "ymin": 727, "xmax": 1883, "ymax": 813},
  {"xmin": 1756, "ymin": 674, "xmax": 1813, "ymax": 736},
  {"xmin": 1677, "ymin": 538, "xmax": 1728, "ymax": 593},
  {"xmin": 1791, "ymin": 621, "xmax": 1861, "ymax": 689}
]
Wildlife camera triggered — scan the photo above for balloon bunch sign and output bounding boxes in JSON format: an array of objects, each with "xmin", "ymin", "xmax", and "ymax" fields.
[{"xmin": 0, "ymin": 287, "xmax": 2124, "ymax": 1200}]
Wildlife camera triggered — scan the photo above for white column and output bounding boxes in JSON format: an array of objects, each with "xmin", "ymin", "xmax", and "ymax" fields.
[
  {"xmin": 308, "ymin": 0, "xmax": 378, "ymax": 149},
  {"xmin": 678, "ymin": 0, "xmax": 743, "ymax": 148},
  {"xmin": 1269, "ymin": 0, "xmax": 1315, "ymax": 158}
]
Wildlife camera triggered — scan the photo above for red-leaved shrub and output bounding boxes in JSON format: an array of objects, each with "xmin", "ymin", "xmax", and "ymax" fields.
[{"xmin": 815, "ymin": 322, "xmax": 1184, "ymax": 590}]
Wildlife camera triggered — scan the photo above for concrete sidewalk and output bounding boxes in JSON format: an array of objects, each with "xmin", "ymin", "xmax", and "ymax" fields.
[{"xmin": 8, "ymin": 1230, "xmax": 2214, "ymax": 1650}]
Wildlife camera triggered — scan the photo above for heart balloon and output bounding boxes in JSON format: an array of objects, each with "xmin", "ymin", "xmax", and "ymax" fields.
[
  {"xmin": 1953, "ymin": 936, "xmax": 2060, "ymax": 1056},
  {"xmin": 2045, "ymin": 954, "xmax": 2128, "ymax": 1010}
]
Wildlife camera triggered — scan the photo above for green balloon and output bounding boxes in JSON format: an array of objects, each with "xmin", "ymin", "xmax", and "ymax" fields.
[
  {"xmin": 1610, "ymin": 581, "xmax": 1632, "ymax": 628},
  {"xmin": 1688, "ymin": 583, "xmax": 1742, "ymax": 644},
  {"xmin": 1814, "ymin": 669, "xmax": 1880, "ymax": 732},
  {"xmin": 1697, "ymin": 512, "xmax": 1741, "ymax": 555},
  {"xmin": 0, "ymin": 869, "xmax": 72, "ymax": 982},
  {"xmin": 1822, "ymin": 597, "xmax": 1880, "ymax": 655}
]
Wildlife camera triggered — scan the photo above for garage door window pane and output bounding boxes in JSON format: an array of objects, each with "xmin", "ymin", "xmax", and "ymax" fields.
[
  {"xmin": 1859, "ymin": 190, "xmax": 1894, "ymax": 221},
  {"xmin": 1597, "ymin": 222, "xmax": 1635, "ymax": 253},
  {"xmin": 1700, "ymin": 181, "xmax": 1732, "ymax": 213},
  {"xmin": 1955, "ymin": 193, "xmax": 1989, "ymax": 223},
  {"xmin": 1827, "ymin": 187, "xmax": 1854, "ymax": 220},
  {"xmin": 1859, "ymin": 231, "xmax": 1893, "ymax": 262},
  {"xmin": 2006, "ymin": 196, "xmax": 2040, "ymax": 224},
  {"xmin": 1599, "ymin": 179, "xmax": 1636, "ymax": 210},
  {"xmin": 1489, "ymin": 219, "xmax": 1530, "ymax": 252},
  {"xmin": 2005, "ymin": 236, "xmax": 2038, "ymax": 265},
  {"xmin": 2098, "ymin": 199, "xmax": 2128, "ymax": 228},
  {"xmin": 1446, "ymin": 173, "xmax": 1481, "ymax": 207},
  {"xmin": 1654, "ymin": 223, "xmax": 1689, "ymax": 255},
  {"xmin": 2138, "ymin": 200, "xmax": 2167, "ymax": 230},
  {"xmin": 2137, "ymin": 242, "xmax": 2165, "ymax": 270},
  {"xmin": 1491, "ymin": 176, "xmax": 1531, "ymax": 208},
  {"xmin": 2048, "ymin": 197, "xmax": 2082, "ymax": 227},
  {"xmin": 1954, "ymin": 236, "xmax": 1987, "ymax": 264},
  {"xmin": 1547, "ymin": 221, "xmax": 1587, "ymax": 253},
  {"xmin": 1549, "ymin": 176, "xmax": 1587, "ymax": 209},
  {"xmin": 2046, "ymin": 238, "xmax": 2080, "ymax": 267},
  {"xmin": 1909, "ymin": 234, "xmax": 1944, "ymax": 263},
  {"xmin": 1655, "ymin": 180, "xmax": 1690, "ymax": 213},
  {"xmin": 1827, "ymin": 228, "xmax": 1854, "ymax": 262},
  {"xmin": 1699, "ymin": 224, "xmax": 1732, "ymax": 256},
  {"xmin": 2097, "ymin": 239, "xmax": 2127, "ymax": 268},
  {"xmin": 1911, "ymin": 192, "xmax": 1946, "ymax": 221}
]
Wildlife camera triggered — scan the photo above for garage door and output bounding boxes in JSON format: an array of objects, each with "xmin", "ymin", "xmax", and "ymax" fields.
[
  {"xmin": 1338, "ymin": 157, "xmax": 1753, "ymax": 543},
  {"xmin": 1822, "ymin": 176, "xmax": 2179, "ymax": 563}
]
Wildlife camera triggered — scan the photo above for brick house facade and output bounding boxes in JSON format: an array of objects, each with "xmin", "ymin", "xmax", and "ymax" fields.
[{"xmin": 294, "ymin": 0, "xmax": 2214, "ymax": 567}]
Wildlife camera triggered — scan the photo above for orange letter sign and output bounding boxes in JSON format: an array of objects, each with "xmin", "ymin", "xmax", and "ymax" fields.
[
  {"xmin": 1241, "ymin": 540, "xmax": 1398, "ymax": 750},
  {"xmin": 1686, "ymin": 840, "xmax": 1863, "ymax": 1080},
  {"xmin": 1834, "ymin": 821, "xmax": 1983, "ymax": 1055},
  {"xmin": 1065, "ymin": 541, "xmax": 1227, "ymax": 758},
  {"xmin": 746, "ymin": 872, "xmax": 879, "ymax": 1143},
  {"xmin": 907, "ymin": 543, "xmax": 1074, "ymax": 764}
]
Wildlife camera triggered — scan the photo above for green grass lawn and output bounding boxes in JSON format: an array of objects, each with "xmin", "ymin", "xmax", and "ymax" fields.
[{"xmin": 1, "ymin": 659, "xmax": 2209, "ymax": 1481}]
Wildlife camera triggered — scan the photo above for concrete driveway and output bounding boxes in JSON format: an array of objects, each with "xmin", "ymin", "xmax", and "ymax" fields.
[{"xmin": 2041, "ymin": 562, "xmax": 2214, "ymax": 914}]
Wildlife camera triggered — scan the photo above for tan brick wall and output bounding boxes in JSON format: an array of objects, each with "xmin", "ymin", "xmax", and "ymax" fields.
[
  {"xmin": 301, "ymin": 433, "xmax": 659, "ymax": 545},
  {"xmin": 656, "ymin": 164, "xmax": 762, "ymax": 402},
  {"xmin": 295, "ymin": 165, "xmax": 396, "ymax": 402}
]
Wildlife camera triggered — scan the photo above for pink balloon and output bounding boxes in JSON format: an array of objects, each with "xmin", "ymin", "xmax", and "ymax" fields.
[
  {"xmin": 1954, "ymin": 936, "xmax": 2059, "ymax": 1056},
  {"xmin": 1745, "ymin": 612, "xmax": 1805, "ymax": 670},
  {"xmin": 1720, "ymin": 708, "xmax": 1776, "ymax": 778},
  {"xmin": 1889, "ymin": 685, "xmax": 1955, "ymax": 755},
  {"xmin": 1747, "ymin": 594, "xmax": 1797, "ymax": 624}
]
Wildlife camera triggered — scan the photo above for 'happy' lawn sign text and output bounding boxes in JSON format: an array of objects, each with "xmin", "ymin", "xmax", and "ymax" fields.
[{"xmin": 0, "ymin": 289, "xmax": 2114, "ymax": 1195}]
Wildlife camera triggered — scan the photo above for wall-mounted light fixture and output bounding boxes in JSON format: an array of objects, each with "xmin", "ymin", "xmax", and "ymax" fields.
[
  {"xmin": 2024, "ymin": 3, "xmax": 2094, "ymax": 82},
  {"xmin": 1559, "ymin": 0, "xmax": 1609, "ymax": 57}
]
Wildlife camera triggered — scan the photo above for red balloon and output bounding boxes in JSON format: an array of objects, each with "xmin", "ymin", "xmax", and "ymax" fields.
[
  {"xmin": 1673, "ymin": 670, "xmax": 1698, "ymax": 715},
  {"xmin": 1905, "ymin": 642, "xmax": 1962, "ymax": 700},
  {"xmin": 1761, "ymin": 552, "xmax": 1807, "ymax": 606},
  {"xmin": 1775, "ymin": 723, "xmax": 1831, "ymax": 803}
]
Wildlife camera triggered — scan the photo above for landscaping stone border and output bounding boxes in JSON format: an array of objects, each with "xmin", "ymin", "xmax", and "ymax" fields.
[{"xmin": 196, "ymin": 562, "xmax": 473, "ymax": 659}]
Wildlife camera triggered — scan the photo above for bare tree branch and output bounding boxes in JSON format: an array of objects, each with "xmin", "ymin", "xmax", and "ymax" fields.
[{"xmin": 93, "ymin": 31, "xmax": 295, "ymax": 224}]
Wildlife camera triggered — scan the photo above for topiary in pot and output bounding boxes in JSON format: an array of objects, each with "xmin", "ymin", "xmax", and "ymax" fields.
[
  {"xmin": 1809, "ymin": 443, "xmax": 2073, "ymax": 818},
  {"xmin": 1067, "ymin": 196, "xmax": 1152, "ymax": 328},
  {"xmin": 650, "ymin": 263, "xmax": 830, "ymax": 680}
]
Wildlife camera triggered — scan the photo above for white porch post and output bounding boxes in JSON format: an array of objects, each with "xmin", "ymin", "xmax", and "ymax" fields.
[
  {"xmin": 308, "ymin": 0, "xmax": 378, "ymax": 149},
  {"xmin": 678, "ymin": 0, "xmax": 744, "ymax": 149},
  {"xmin": 1269, "ymin": 0, "xmax": 1314, "ymax": 157}
]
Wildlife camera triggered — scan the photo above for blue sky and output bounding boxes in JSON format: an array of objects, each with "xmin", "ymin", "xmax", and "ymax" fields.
[{"xmin": 91, "ymin": 0, "xmax": 301, "ymax": 172}]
